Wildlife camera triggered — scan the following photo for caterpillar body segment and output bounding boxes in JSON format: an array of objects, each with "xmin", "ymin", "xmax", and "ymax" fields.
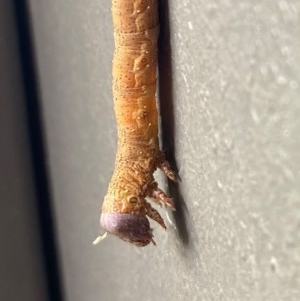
[{"xmin": 99, "ymin": 0, "xmax": 176, "ymax": 247}]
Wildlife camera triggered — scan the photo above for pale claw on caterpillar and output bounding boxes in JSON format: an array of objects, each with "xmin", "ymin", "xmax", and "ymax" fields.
[{"xmin": 92, "ymin": 232, "xmax": 108, "ymax": 245}]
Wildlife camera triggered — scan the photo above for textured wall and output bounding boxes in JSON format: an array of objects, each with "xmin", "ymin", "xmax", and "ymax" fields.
[{"xmin": 28, "ymin": 0, "xmax": 300, "ymax": 300}]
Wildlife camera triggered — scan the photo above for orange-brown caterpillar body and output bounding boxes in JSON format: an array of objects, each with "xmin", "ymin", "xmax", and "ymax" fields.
[{"xmin": 99, "ymin": 0, "xmax": 177, "ymax": 246}]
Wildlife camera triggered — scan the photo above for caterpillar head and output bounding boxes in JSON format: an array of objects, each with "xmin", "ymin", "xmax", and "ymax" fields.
[{"xmin": 100, "ymin": 212, "xmax": 155, "ymax": 247}]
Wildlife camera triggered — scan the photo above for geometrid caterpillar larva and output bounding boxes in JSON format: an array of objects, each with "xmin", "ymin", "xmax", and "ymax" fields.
[{"xmin": 95, "ymin": 0, "xmax": 177, "ymax": 247}]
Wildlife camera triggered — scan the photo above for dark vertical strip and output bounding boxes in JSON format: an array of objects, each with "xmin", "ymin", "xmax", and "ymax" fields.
[
  {"xmin": 12, "ymin": 1, "xmax": 64, "ymax": 300},
  {"xmin": 158, "ymin": 0, "xmax": 190, "ymax": 247}
]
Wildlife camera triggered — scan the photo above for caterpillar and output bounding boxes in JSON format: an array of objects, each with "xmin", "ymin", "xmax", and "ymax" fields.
[{"xmin": 95, "ymin": 0, "xmax": 177, "ymax": 247}]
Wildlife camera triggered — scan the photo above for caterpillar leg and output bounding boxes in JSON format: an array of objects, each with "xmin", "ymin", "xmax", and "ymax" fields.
[
  {"xmin": 149, "ymin": 185, "xmax": 175, "ymax": 210},
  {"xmin": 145, "ymin": 201, "xmax": 166, "ymax": 229},
  {"xmin": 159, "ymin": 160, "xmax": 178, "ymax": 182}
]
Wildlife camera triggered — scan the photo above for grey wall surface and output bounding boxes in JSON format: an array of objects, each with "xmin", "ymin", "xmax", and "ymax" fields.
[{"xmin": 28, "ymin": 0, "xmax": 299, "ymax": 300}]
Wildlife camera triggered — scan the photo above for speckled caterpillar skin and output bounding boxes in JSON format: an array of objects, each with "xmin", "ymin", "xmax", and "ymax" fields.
[{"xmin": 100, "ymin": 0, "xmax": 176, "ymax": 246}]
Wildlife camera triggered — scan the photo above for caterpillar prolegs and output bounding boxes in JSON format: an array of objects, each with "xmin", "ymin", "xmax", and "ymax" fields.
[{"xmin": 96, "ymin": 0, "xmax": 177, "ymax": 247}]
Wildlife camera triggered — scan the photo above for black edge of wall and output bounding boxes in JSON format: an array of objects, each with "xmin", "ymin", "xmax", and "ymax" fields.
[{"xmin": 12, "ymin": 1, "xmax": 64, "ymax": 300}]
